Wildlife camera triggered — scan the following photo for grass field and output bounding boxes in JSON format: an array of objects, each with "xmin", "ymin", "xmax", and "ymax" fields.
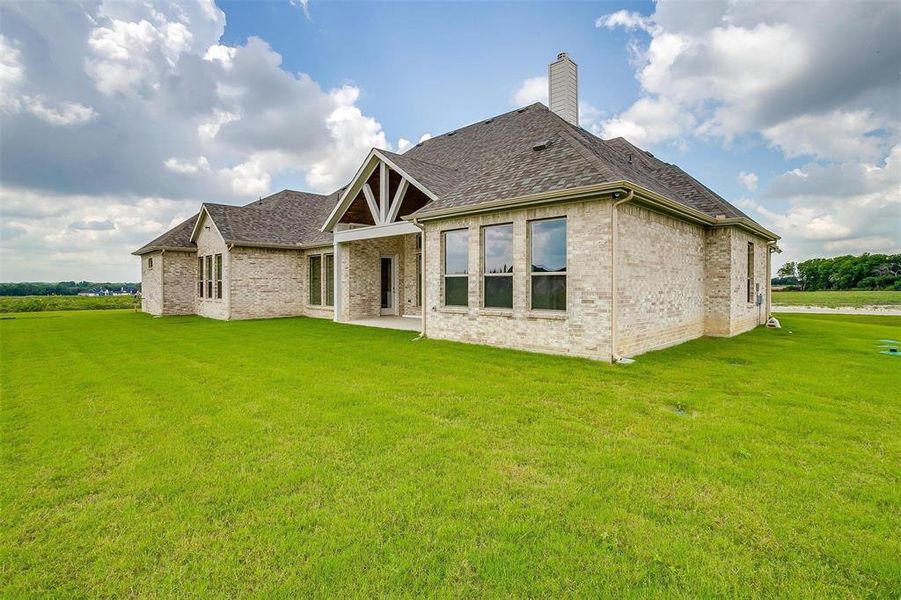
[
  {"xmin": 0, "ymin": 294, "xmax": 138, "ymax": 313},
  {"xmin": 773, "ymin": 289, "xmax": 901, "ymax": 308},
  {"xmin": 2, "ymin": 311, "xmax": 899, "ymax": 597}
]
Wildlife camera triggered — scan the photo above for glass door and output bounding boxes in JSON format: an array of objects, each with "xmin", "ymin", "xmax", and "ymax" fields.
[{"xmin": 380, "ymin": 256, "xmax": 395, "ymax": 315}]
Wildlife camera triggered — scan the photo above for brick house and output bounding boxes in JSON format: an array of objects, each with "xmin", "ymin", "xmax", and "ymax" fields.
[{"xmin": 135, "ymin": 53, "xmax": 779, "ymax": 362}]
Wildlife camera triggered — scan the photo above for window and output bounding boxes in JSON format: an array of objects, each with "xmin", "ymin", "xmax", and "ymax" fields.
[
  {"xmin": 415, "ymin": 234, "xmax": 422, "ymax": 307},
  {"xmin": 482, "ymin": 224, "xmax": 513, "ymax": 308},
  {"xmin": 215, "ymin": 254, "xmax": 223, "ymax": 299},
  {"xmin": 443, "ymin": 229, "xmax": 469, "ymax": 306},
  {"xmin": 747, "ymin": 242, "xmax": 754, "ymax": 303},
  {"xmin": 309, "ymin": 255, "xmax": 322, "ymax": 305},
  {"xmin": 205, "ymin": 255, "xmax": 213, "ymax": 298},
  {"xmin": 147, "ymin": 257, "xmax": 153, "ymax": 270},
  {"xmin": 324, "ymin": 253, "xmax": 334, "ymax": 307},
  {"xmin": 197, "ymin": 256, "xmax": 204, "ymax": 298},
  {"xmin": 530, "ymin": 218, "xmax": 567, "ymax": 311}
]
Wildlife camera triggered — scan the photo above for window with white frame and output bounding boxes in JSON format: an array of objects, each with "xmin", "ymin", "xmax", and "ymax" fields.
[
  {"xmin": 309, "ymin": 255, "xmax": 322, "ymax": 306},
  {"xmin": 205, "ymin": 255, "xmax": 213, "ymax": 298},
  {"xmin": 443, "ymin": 229, "xmax": 468, "ymax": 307},
  {"xmin": 324, "ymin": 253, "xmax": 334, "ymax": 307},
  {"xmin": 529, "ymin": 218, "xmax": 567, "ymax": 311},
  {"xmin": 197, "ymin": 256, "xmax": 204, "ymax": 298},
  {"xmin": 482, "ymin": 223, "xmax": 513, "ymax": 308},
  {"xmin": 215, "ymin": 254, "xmax": 223, "ymax": 299}
]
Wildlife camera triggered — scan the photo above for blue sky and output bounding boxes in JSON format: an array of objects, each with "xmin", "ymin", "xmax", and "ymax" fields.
[{"xmin": 0, "ymin": 0, "xmax": 898, "ymax": 280}]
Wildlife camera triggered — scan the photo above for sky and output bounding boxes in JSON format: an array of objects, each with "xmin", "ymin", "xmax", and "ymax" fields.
[{"xmin": 0, "ymin": 0, "xmax": 898, "ymax": 282}]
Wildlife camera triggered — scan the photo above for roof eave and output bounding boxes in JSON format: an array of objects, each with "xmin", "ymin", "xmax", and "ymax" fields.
[{"xmin": 131, "ymin": 245, "xmax": 195, "ymax": 256}]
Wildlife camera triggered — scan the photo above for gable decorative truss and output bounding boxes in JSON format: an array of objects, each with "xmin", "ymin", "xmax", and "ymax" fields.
[{"xmin": 321, "ymin": 149, "xmax": 438, "ymax": 232}]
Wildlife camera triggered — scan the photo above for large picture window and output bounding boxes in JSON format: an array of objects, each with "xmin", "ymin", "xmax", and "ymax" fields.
[
  {"xmin": 747, "ymin": 242, "xmax": 754, "ymax": 303},
  {"xmin": 530, "ymin": 218, "xmax": 567, "ymax": 311},
  {"xmin": 205, "ymin": 255, "xmax": 213, "ymax": 298},
  {"xmin": 443, "ymin": 229, "xmax": 469, "ymax": 306},
  {"xmin": 215, "ymin": 254, "xmax": 223, "ymax": 299},
  {"xmin": 324, "ymin": 253, "xmax": 334, "ymax": 307},
  {"xmin": 197, "ymin": 256, "xmax": 204, "ymax": 298},
  {"xmin": 309, "ymin": 255, "xmax": 322, "ymax": 305},
  {"xmin": 482, "ymin": 224, "xmax": 513, "ymax": 308}
]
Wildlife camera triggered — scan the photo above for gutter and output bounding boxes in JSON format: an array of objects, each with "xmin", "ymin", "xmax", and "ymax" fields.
[
  {"xmin": 610, "ymin": 189, "xmax": 635, "ymax": 363},
  {"xmin": 408, "ymin": 181, "xmax": 780, "ymax": 242}
]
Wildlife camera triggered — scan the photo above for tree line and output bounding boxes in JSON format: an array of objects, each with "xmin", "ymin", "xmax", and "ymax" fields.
[
  {"xmin": 774, "ymin": 253, "xmax": 901, "ymax": 291},
  {"xmin": 0, "ymin": 281, "xmax": 140, "ymax": 296}
]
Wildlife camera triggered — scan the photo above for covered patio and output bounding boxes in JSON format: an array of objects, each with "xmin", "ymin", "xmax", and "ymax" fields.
[{"xmin": 346, "ymin": 315, "xmax": 422, "ymax": 332}]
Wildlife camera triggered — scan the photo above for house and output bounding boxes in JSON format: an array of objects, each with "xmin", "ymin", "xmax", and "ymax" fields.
[{"xmin": 134, "ymin": 53, "xmax": 779, "ymax": 362}]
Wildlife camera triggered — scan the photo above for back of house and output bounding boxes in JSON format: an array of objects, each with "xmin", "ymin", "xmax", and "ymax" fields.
[{"xmin": 134, "ymin": 53, "xmax": 779, "ymax": 362}]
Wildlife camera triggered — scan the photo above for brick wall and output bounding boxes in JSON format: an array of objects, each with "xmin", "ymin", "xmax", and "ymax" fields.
[
  {"xmin": 729, "ymin": 228, "xmax": 769, "ymax": 334},
  {"xmin": 616, "ymin": 204, "xmax": 706, "ymax": 357},
  {"xmin": 422, "ymin": 200, "xmax": 614, "ymax": 361},
  {"xmin": 229, "ymin": 247, "xmax": 305, "ymax": 320},
  {"xmin": 195, "ymin": 215, "xmax": 229, "ymax": 320},
  {"xmin": 342, "ymin": 235, "xmax": 410, "ymax": 320},
  {"xmin": 161, "ymin": 251, "xmax": 197, "ymax": 315},
  {"xmin": 140, "ymin": 251, "xmax": 162, "ymax": 315}
]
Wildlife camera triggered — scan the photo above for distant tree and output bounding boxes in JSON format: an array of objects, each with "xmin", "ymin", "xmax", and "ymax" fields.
[{"xmin": 777, "ymin": 262, "xmax": 797, "ymax": 280}]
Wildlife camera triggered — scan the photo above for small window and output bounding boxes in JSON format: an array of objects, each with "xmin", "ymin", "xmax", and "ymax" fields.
[
  {"xmin": 324, "ymin": 253, "xmax": 334, "ymax": 307},
  {"xmin": 205, "ymin": 255, "xmax": 213, "ymax": 298},
  {"xmin": 530, "ymin": 218, "xmax": 567, "ymax": 311},
  {"xmin": 482, "ymin": 224, "xmax": 513, "ymax": 308},
  {"xmin": 197, "ymin": 256, "xmax": 204, "ymax": 298},
  {"xmin": 443, "ymin": 229, "xmax": 469, "ymax": 306},
  {"xmin": 215, "ymin": 254, "xmax": 223, "ymax": 299},
  {"xmin": 147, "ymin": 257, "xmax": 153, "ymax": 270},
  {"xmin": 309, "ymin": 255, "xmax": 322, "ymax": 306},
  {"xmin": 746, "ymin": 242, "xmax": 754, "ymax": 303}
]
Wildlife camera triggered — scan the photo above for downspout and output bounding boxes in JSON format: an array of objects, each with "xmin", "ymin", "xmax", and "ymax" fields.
[
  {"xmin": 412, "ymin": 217, "xmax": 426, "ymax": 339},
  {"xmin": 610, "ymin": 189, "xmax": 634, "ymax": 363},
  {"xmin": 227, "ymin": 243, "xmax": 233, "ymax": 320}
]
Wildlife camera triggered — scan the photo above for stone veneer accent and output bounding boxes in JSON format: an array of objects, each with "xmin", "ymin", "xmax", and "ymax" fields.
[{"xmin": 422, "ymin": 199, "xmax": 614, "ymax": 361}]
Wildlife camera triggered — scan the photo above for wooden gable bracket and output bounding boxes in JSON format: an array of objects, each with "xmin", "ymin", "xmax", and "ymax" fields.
[{"xmin": 360, "ymin": 161, "xmax": 410, "ymax": 226}]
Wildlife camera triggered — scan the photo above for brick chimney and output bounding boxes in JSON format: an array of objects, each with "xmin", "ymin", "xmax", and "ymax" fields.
[{"xmin": 548, "ymin": 52, "xmax": 578, "ymax": 126}]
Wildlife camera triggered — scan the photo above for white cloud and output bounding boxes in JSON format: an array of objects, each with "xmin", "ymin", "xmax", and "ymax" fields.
[
  {"xmin": 290, "ymin": 0, "xmax": 311, "ymax": 20},
  {"xmin": 397, "ymin": 138, "xmax": 413, "ymax": 153},
  {"xmin": 598, "ymin": 0, "xmax": 900, "ymax": 261},
  {"xmin": 164, "ymin": 156, "xmax": 210, "ymax": 175},
  {"xmin": 511, "ymin": 76, "xmax": 547, "ymax": 106},
  {"xmin": 0, "ymin": 0, "xmax": 399, "ymax": 281},
  {"xmin": 762, "ymin": 109, "xmax": 883, "ymax": 162},
  {"xmin": 24, "ymin": 96, "xmax": 97, "ymax": 126},
  {"xmin": 738, "ymin": 171, "xmax": 758, "ymax": 191},
  {"xmin": 596, "ymin": 10, "xmax": 660, "ymax": 34}
]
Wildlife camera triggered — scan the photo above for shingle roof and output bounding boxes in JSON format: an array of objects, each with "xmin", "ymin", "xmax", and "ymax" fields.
[
  {"xmin": 213, "ymin": 189, "xmax": 337, "ymax": 247},
  {"xmin": 134, "ymin": 189, "xmax": 338, "ymax": 255},
  {"xmin": 401, "ymin": 103, "xmax": 753, "ymax": 221},
  {"xmin": 133, "ymin": 214, "xmax": 198, "ymax": 255},
  {"xmin": 138, "ymin": 103, "xmax": 764, "ymax": 255}
]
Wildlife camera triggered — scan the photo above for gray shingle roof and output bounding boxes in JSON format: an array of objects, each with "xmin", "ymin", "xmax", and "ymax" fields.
[
  {"xmin": 401, "ymin": 103, "xmax": 753, "ymax": 221},
  {"xmin": 134, "ymin": 189, "xmax": 338, "ymax": 254},
  {"xmin": 137, "ymin": 102, "xmax": 763, "ymax": 255},
  {"xmin": 211, "ymin": 189, "xmax": 336, "ymax": 247}
]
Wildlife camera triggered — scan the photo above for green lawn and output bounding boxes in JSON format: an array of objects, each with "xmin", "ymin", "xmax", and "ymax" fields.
[
  {"xmin": 0, "ymin": 294, "xmax": 138, "ymax": 312},
  {"xmin": 2, "ymin": 311, "xmax": 899, "ymax": 597},
  {"xmin": 773, "ymin": 290, "xmax": 901, "ymax": 308}
]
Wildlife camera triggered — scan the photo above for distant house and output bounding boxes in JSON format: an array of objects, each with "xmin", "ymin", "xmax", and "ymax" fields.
[{"xmin": 134, "ymin": 53, "xmax": 779, "ymax": 362}]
